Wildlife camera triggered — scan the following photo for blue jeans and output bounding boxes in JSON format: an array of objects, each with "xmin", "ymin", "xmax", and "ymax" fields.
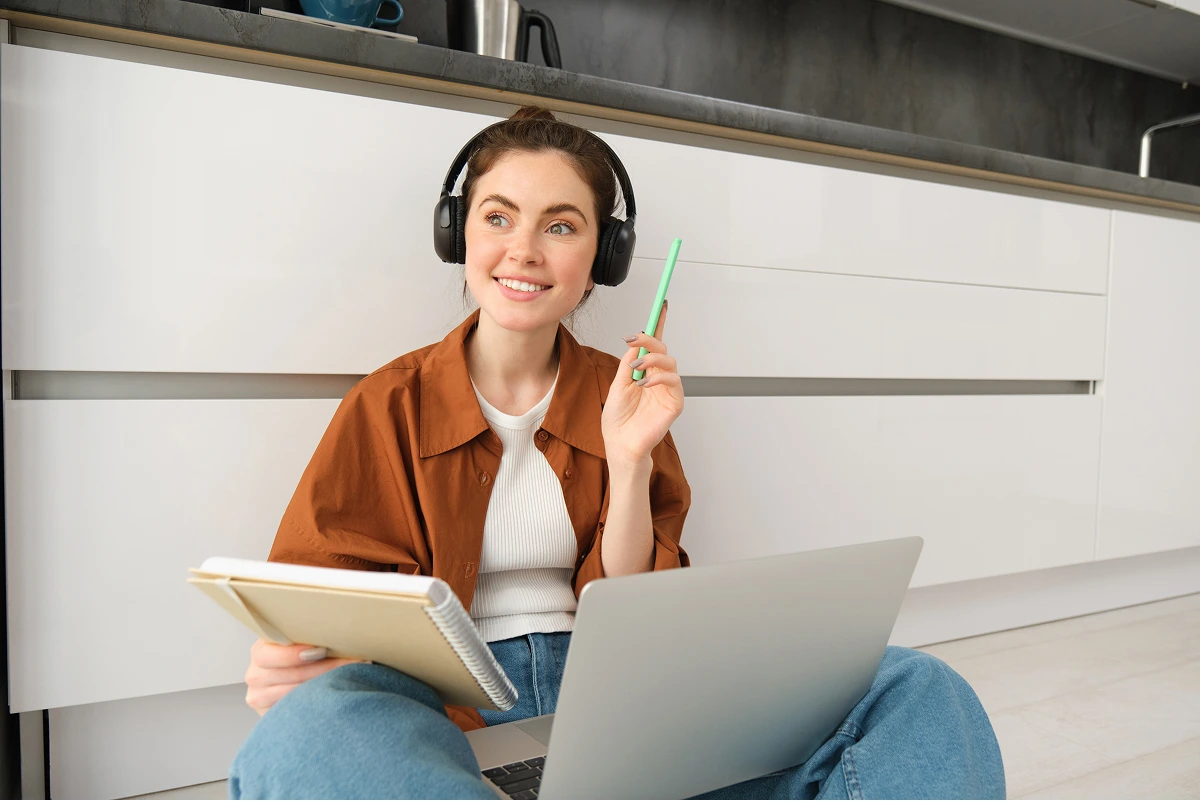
[{"xmin": 230, "ymin": 634, "xmax": 1004, "ymax": 799}]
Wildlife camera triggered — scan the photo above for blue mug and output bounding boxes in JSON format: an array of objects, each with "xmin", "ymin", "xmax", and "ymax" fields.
[{"xmin": 299, "ymin": 0, "xmax": 403, "ymax": 28}]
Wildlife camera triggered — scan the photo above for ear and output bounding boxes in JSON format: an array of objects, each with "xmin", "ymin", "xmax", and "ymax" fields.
[{"xmin": 586, "ymin": 276, "xmax": 595, "ymax": 292}]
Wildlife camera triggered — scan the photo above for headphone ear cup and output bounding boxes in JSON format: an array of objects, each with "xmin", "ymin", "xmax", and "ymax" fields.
[
  {"xmin": 593, "ymin": 217, "xmax": 636, "ymax": 287},
  {"xmin": 452, "ymin": 196, "xmax": 467, "ymax": 264},
  {"xmin": 592, "ymin": 218, "xmax": 620, "ymax": 287},
  {"xmin": 432, "ymin": 194, "xmax": 469, "ymax": 264},
  {"xmin": 433, "ymin": 194, "xmax": 455, "ymax": 263}
]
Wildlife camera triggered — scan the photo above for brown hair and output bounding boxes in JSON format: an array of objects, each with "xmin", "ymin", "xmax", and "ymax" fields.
[
  {"xmin": 460, "ymin": 106, "xmax": 623, "ymax": 316},
  {"xmin": 462, "ymin": 106, "xmax": 620, "ymax": 222}
]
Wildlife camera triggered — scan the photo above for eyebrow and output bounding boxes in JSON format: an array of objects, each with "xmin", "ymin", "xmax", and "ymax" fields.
[{"xmin": 481, "ymin": 194, "xmax": 589, "ymax": 221}]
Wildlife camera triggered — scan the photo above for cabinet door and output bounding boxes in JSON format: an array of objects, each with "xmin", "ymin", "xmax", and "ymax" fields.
[
  {"xmin": 4, "ymin": 399, "xmax": 336, "ymax": 711},
  {"xmin": 672, "ymin": 395, "xmax": 1103, "ymax": 588},
  {"xmin": 1096, "ymin": 212, "xmax": 1200, "ymax": 559},
  {"xmin": 0, "ymin": 44, "xmax": 491, "ymax": 374}
]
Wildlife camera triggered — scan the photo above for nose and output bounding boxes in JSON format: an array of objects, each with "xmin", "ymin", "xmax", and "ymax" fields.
[{"xmin": 508, "ymin": 226, "xmax": 544, "ymax": 265}]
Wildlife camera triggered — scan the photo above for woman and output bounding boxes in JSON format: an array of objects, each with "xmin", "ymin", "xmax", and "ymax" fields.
[{"xmin": 231, "ymin": 107, "xmax": 1004, "ymax": 799}]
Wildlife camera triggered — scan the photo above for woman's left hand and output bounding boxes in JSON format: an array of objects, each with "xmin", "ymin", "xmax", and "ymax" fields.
[{"xmin": 602, "ymin": 303, "xmax": 684, "ymax": 471}]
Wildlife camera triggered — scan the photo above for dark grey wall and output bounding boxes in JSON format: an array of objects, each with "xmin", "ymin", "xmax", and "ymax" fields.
[
  {"xmin": 514, "ymin": 0, "xmax": 1200, "ymax": 184},
  {"xmin": 212, "ymin": 0, "xmax": 1200, "ymax": 184}
]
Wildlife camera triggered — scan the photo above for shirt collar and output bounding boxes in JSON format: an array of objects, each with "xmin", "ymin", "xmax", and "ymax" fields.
[{"xmin": 419, "ymin": 310, "xmax": 607, "ymax": 460}]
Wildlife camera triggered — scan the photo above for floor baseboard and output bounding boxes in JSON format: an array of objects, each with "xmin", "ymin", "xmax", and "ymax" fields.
[{"xmin": 891, "ymin": 546, "xmax": 1200, "ymax": 647}]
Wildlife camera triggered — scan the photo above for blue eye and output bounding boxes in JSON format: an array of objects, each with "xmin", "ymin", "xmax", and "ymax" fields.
[
  {"xmin": 548, "ymin": 222, "xmax": 575, "ymax": 235},
  {"xmin": 486, "ymin": 213, "xmax": 511, "ymax": 228}
]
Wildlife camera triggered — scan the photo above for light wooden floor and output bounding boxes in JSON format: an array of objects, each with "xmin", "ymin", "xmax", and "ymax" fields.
[
  {"xmin": 921, "ymin": 592, "xmax": 1200, "ymax": 799},
  {"xmin": 133, "ymin": 593, "xmax": 1200, "ymax": 800}
]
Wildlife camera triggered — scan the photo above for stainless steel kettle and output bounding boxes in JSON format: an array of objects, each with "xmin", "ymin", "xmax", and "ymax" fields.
[{"xmin": 447, "ymin": 0, "xmax": 563, "ymax": 68}]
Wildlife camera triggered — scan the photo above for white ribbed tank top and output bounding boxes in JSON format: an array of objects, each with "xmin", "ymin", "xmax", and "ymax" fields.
[{"xmin": 468, "ymin": 373, "xmax": 578, "ymax": 642}]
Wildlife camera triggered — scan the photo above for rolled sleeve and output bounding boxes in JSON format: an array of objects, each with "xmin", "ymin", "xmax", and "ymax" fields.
[{"xmin": 268, "ymin": 381, "xmax": 423, "ymax": 575}]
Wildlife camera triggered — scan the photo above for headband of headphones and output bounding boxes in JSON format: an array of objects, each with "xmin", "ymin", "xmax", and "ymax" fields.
[{"xmin": 440, "ymin": 120, "xmax": 637, "ymax": 220}]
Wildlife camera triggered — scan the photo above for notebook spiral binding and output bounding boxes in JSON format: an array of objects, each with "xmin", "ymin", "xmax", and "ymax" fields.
[{"xmin": 424, "ymin": 591, "xmax": 519, "ymax": 711}]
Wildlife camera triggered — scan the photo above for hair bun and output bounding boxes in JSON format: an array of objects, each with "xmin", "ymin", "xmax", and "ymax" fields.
[{"xmin": 509, "ymin": 105, "xmax": 558, "ymax": 122}]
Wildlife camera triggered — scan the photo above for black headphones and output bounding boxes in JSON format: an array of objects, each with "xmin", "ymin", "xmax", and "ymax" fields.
[{"xmin": 433, "ymin": 120, "xmax": 638, "ymax": 287}]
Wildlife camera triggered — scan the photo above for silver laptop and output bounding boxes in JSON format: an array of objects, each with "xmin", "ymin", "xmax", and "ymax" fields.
[{"xmin": 466, "ymin": 536, "xmax": 923, "ymax": 800}]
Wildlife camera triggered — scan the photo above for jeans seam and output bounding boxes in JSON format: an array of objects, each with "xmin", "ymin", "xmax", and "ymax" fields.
[
  {"xmin": 528, "ymin": 635, "xmax": 543, "ymax": 716},
  {"xmin": 836, "ymin": 721, "xmax": 862, "ymax": 741},
  {"xmin": 842, "ymin": 745, "xmax": 864, "ymax": 800}
]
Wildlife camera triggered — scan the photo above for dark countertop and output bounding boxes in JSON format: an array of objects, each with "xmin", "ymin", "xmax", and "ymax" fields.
[{"xmin": 3, "ymin": 0, "xmax": 1199, "ymax": 212}]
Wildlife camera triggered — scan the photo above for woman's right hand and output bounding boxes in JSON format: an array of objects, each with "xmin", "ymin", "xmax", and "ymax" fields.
[{"xmin": 244, "ymin": 639, "xmax": 361, "ymax": 715}]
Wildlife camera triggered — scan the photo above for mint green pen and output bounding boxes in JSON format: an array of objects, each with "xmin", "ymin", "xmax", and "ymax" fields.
[{"xmin": 632, "ymin": 237, "xmax": 682, "ymax": 381}]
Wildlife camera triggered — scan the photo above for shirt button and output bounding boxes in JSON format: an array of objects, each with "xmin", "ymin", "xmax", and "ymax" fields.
[
  {"xmin": 479, "ymin": 472, "xmax": 490, "ymax": 485},
  {"xmin": 564, "ymin": 468, "xmax": 574, "ymax": 479},
  {"xmin": 536, "ymin": 430, "xmax": 549, "ymax": 441}
]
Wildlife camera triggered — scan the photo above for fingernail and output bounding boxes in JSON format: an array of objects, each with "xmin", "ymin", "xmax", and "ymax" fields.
[
  {"xmin": 630, "ymin": 358, "xmax": 645, "ymax": 369},
  {"xmin": 636, "ymin": 377, "xmax": 649, "ymax": 387},
  {"xmin": 663, "ymin": 299, "xmax": 669, "ymax": 310},
  {"xmin": 299, "ymin": 647, "xmax": 327, "ymax": 662},
  {"xmin": 622, "ymin": 335, "xmax": 638, "ymax": 343}
]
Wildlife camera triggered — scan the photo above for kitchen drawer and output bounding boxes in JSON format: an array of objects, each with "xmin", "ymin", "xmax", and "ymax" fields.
[
  {"xmin": 4, "ymin": 398, "xmax": 336, "ymax": 711},
  {"xmin": 616, "ymin": 132, "xmax": 1111, "ymax": 294},
  {"xmin": 575, "ymin": 257, "xmax": 1107, "ymax": 380},
  {"xmin": 0, "ymin": 44, "xmax": 489, "ymax": 374},
  {"xmin": 672, "ymin": 394, "xmax": 1103, "ymax": 587}
]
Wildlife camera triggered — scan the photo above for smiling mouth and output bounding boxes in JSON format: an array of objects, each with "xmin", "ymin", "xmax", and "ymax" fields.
[{"xmin": 495, "ymin": 277, "xmax": 550, "ymax": 293}]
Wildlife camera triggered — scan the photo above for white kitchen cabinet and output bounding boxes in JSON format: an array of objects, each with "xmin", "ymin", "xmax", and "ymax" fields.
[
  {"xmin": 1096, "ymin": 212, "xmax": 1200, "ymax": 560},
  {"xmin": 1, "ymin": 39, "xmax": 1118, "ymax": 714},
  {"xmin": 4, "ymin": 398, "xmax": 336, "ymax": 711},
  {"xmin": 674, "ymin": 395, "xmax": 1104, "ymax": 588}
]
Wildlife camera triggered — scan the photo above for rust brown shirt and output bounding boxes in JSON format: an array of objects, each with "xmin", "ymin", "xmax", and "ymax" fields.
[{"xmin": 268, "ymin": 310, "xmax": 691, "ymax": 731}]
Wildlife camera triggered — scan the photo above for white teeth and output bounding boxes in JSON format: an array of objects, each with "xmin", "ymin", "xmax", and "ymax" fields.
[{"xmin": 497, "ymin": 277, "xmax": 546, "ymax": 292}]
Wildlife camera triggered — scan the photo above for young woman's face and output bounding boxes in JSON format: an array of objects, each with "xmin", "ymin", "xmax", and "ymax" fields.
[{"xmin": 464, "ymin": 150, "xmax": 598, "ymax": 334}]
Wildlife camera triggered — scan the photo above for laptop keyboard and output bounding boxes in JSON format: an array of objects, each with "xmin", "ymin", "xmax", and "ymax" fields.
[{"xmin": 481, "ymin": 756, "xmax": 546, "ymax": 799}]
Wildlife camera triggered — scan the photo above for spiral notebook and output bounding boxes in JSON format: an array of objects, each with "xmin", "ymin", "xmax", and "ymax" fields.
[{"xmin": 188, "ymin": 557, "xmax": 517, "ymax": 711}]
